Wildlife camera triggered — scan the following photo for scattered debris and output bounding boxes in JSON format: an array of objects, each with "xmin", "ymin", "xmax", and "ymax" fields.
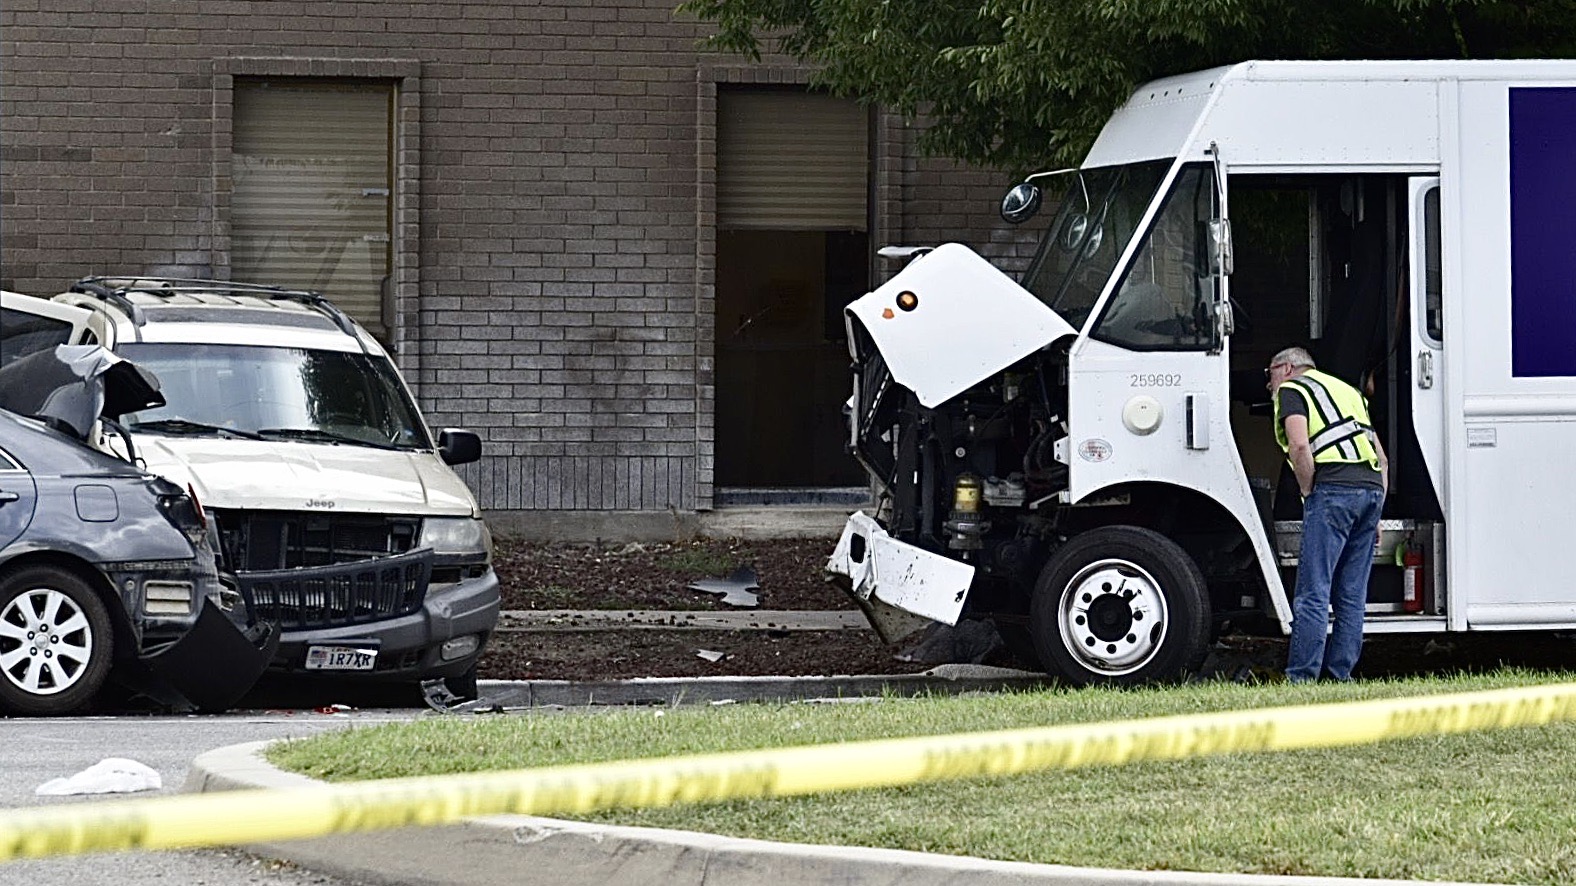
[
  {"xmin": 695, "ymin": 649, "xmax": 726, "ymax": 663},
  {"xmin": 36, "ymin": 758, "xmax": 162, "ymax": 796},
  {"xmin": 420, "ymin": 679, "xmax": 506, "ymax": 714},
  {"xmin": 689, "ymin": 565, "xmax": 760, "ymax": 607},
  {"xmin": 313, "ymin": 703, "xmax": 355, "ymax": 715},
  {"xmin": 893, "ymin": 620, "xmax": 1003, "ymax": 665}
]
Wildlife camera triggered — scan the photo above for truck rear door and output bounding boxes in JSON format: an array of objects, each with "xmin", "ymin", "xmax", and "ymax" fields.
[{"xmin": 1451, "ymin": 82, "xmax": 1576, "ymax": 628}]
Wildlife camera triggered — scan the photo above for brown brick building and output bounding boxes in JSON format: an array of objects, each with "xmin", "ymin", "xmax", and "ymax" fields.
[{"xmin": 0, "ymin": 0, "xmax": 1041, "ymax": 533}]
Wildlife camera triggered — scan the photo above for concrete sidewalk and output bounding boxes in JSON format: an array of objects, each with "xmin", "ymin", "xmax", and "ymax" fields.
[{"xmin": 187, "ymin": 738, "xmax": 1496, "ymax": 886}]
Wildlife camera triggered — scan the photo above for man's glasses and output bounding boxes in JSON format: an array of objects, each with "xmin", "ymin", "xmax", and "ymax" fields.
[{"xmin": 1264, "ymin": 362, "xmax": 1291, "ymax": 379}]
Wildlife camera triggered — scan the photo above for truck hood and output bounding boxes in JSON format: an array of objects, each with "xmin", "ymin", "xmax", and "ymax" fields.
[
  {"xmin": 846, "ymin": 244, "xmax": 1077, "ymax": 408},
  {"xmin": 133, "ymin": 437, "xmax": 479, "ymax": 516}
]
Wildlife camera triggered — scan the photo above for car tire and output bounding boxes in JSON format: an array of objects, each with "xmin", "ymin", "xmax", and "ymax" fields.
[
  {"xmin": 0, "ymin": 566, "xmax": 114, "ymax": 715},
  {"xmin": 1029, "ymin": 526, "xmax": 1210, "ymax": 686}
]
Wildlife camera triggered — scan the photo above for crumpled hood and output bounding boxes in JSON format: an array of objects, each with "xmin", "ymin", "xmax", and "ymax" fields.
[
  {"xmin": 134, "ymin": 437, "xmax": 479, "ymax": 516},
  {"xmin": 845, "ymin": 243, "xmax": 1078, "ymax": 408}
]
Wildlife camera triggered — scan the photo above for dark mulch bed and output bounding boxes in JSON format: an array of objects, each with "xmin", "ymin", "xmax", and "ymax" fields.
[
  {"xmin": 493, "ymin": 536, "xmax": 853, "ymax": 611},
  {"xmin": 482, "ymin": 536, "xmax": 1576, "ymax": 684},
  {"xmin": 486, "ymin": 535, "xmax": 906, "ymax": 681}
]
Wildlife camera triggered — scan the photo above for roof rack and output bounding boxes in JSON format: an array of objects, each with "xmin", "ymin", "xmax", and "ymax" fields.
[
  {"xmin": 69, "ymin": 279, "xmax": 147, "ymax": 328},
  {"xmin": 71, "ymin": 276, "xmax": 363, "ymax": 343}
]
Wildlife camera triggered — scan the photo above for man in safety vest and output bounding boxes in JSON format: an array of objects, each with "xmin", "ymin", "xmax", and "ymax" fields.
[{"xmin": 1268, "ymin": 346, "xmax": 1389, "ymax": 682}]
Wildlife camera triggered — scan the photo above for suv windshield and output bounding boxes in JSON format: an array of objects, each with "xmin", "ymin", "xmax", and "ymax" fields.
[
  {"xmin": 118, "ymin": 343, "xmax": 431, "ymax": 450},
  {"xmin": 1020, "ymin": 159, "xmax": 1171, "ymax": 330}
]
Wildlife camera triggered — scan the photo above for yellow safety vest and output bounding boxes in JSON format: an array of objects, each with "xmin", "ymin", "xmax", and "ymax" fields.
[{"xmin": 1273, "ymin": 368, "xmax": 1381, "ymax": 470}]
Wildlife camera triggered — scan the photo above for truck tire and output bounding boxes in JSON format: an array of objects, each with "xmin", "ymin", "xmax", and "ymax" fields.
[
  {"xmin": 1030, "ymin": 526, "xmax": 1210, "ymax": 686},
  {"xmin": 0, "ymin": 566, "xmax": 114, "ymax": 716}
]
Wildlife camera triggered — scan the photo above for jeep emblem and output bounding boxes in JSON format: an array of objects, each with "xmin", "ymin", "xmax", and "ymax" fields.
[{"xmin": 305, "ymin": 498, "xmax": 337, "ymax": 509}]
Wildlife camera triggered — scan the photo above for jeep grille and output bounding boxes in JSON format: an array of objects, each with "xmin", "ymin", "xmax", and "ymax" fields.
[{"xmin": 238, "ymin": 547, "xmax": 432, "ymax": 630}]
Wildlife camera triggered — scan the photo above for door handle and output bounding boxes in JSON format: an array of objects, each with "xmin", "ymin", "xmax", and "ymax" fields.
[
  {"xmin": 0, "ymin": 492, "xmax": 18, "ymax": 504},
  {"xmin": 1417, "ymin": 350, "xmax": 1434, "ymax": 389}
]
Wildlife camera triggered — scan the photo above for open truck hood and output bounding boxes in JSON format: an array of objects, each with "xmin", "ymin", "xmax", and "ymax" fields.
[{"xmin": 845, "ymin": 244, "xmax": 1077, "ymax": 408}]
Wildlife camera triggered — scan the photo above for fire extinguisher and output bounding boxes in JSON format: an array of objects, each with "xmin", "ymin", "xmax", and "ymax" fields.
[{"xmin": 1401, "ymin": 542, "xmax": 1425, "ymax": 613}]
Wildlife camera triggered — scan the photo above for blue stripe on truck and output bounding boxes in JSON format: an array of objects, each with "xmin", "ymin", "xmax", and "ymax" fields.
[{"xmin": 1510, "ymin": 87, "xmax": 1576, "ymax": 378}]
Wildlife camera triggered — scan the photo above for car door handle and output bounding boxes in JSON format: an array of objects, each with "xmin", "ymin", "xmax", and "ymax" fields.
[
  {"xmin": 1417, "ymin": 350, "xmax": 1434, "ymax": 389},
  {"xmin": 0, "ymin": 492, "xmax": 18, "ymax": 504}
]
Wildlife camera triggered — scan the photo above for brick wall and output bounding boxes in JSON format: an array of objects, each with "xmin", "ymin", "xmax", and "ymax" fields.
[{"xmin": 1, "ymin": 0, "xmax": 1037, "ymax": 514}]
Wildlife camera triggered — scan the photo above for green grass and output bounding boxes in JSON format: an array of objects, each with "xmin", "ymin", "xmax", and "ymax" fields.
[
  {"xmin": 656, "ymin": 546, "xmax": 742, "ymax": 576},
  {"xmin": 268, "ymin": 670, "xmax": 1576, "ymax": 884}
]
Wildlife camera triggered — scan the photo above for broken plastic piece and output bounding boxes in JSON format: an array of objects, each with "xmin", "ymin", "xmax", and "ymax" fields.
[
  {"xmin": 688, "ymin": 565, "xmax": 760, "ymax": 607},
  {"xmin": 695, "ymin": 649, "xmax": 725, "ymax": 663},
  {"xmin": 36, "ymin": 758, "xmax": 162, "ymax": 796},
  {"xmin": 421, "ymin": 678, "xmax": 506, "ymax": 714}
]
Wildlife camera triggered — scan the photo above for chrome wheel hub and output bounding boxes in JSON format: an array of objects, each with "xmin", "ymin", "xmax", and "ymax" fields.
[
  {"xmin": 1057, "ymin": 558, "xmax": 1168, "ymax": 675},
  {"xmin": 0, "ymin": 588, "xmax": 94, "ymax": 696}
]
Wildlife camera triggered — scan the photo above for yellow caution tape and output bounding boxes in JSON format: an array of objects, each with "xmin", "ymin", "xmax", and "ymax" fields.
[{"xmin": 6, "ymin": 681, "xmax": 1576, "ymax": 861}]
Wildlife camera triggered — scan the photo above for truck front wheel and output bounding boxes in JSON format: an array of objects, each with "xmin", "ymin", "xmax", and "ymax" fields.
[{"xmin": 1029, "ymin": 526, "xmax": 1210, "ymax": 685}]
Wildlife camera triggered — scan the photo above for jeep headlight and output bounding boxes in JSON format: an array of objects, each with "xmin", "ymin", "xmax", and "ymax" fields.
[{"xmin": 419, "ymin": 517, "xmax": 493, "ymax": 559}]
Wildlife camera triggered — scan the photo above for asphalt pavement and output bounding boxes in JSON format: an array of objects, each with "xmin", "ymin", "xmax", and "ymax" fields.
[{"xmin": 0, "ymin": 710, "xmax": 418, "ymax": 886}]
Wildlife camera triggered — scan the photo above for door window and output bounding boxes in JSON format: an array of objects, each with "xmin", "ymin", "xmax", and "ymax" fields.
[
  {"xmin": 1091, "ymin": 165, "xmax": 1218, "ymax": 351},
  {"xmin": 1422, "ymin": 185, "xmax": 1442, "ymax": 345}
]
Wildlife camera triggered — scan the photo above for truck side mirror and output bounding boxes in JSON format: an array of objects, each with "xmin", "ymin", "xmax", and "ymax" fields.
[
  {"xmin": 438, "ymin": 428, "xmax": 482, "ymax": 466},
  {"xmin": 1000, "ymin": 183, "xmax": 1043, "ymax": 224},
  {"xmin": 1207, "ymin": 219, "xmax": 1234, "ymax": 277}
]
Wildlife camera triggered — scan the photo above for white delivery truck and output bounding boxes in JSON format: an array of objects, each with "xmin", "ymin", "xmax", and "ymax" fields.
[{"xmin": 827, "ymin": 60, "xmax": 1576, "ymax": 684}]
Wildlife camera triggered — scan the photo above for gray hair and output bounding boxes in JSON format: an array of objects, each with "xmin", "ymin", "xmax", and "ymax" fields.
[{"xmin": 1271, "ymin": 346, "xmax": 1316, "ymax": 370}]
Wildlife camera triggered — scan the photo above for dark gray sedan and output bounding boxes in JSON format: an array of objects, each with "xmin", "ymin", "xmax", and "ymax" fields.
[{"xmin": 0, "ymin": 352, "xmax": 274, "ymax": 716}]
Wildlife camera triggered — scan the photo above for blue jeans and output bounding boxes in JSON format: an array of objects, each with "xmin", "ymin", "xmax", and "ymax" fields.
[{"xmin": 1287, "ymin": 483, "xmax": 1385, "ymax": 682}]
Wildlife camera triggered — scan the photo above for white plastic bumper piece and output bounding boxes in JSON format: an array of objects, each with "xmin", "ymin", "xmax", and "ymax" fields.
[{"xmin": 825, "ymin": 512, "xmax": 976, "ymax": 629}]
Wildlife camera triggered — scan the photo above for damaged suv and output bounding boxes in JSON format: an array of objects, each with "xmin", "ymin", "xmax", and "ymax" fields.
[
  {"xmin": 0, "ymin": 335, "xmax": 274, "ymax": 714},
  {"xmin": 5, "ymin": 278, "xmax": 498, "ymax": 697}
]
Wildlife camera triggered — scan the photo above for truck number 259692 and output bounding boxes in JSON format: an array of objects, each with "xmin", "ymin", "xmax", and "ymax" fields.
[{"xmin": 1130, "ymin": 373, "xmax": 1182, "ymax": 387}]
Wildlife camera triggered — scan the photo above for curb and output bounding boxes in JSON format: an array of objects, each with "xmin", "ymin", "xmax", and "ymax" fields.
[
  {"xmin": 468, "ymin": 665, "xmax": 1049, "ymax": 708},
  {"xmin": 186, "ymin": 741, "xmax": 1495, "ymax": 886}
]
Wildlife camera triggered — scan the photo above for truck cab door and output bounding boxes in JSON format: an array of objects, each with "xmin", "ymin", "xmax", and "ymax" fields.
[
  {"xmin": 1406, "ymin": 178, "xmax": 1446, "ymax": 506},
  {"xmin": 0, "ymin": 292, "xmax": 92, "ymax": 368},
  {"xmin": 1066, "ymin": 155, "xmax": 1282, "ymax": 621}
]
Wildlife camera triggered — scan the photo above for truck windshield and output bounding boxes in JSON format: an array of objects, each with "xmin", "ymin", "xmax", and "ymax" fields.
[
  {"xmin": 1020, "ymin": 159, "xmax": 1171, "ymax": 330},
  {"xmin": 117, "ymin": 343, "xmax": 431, "ymax": 451}
]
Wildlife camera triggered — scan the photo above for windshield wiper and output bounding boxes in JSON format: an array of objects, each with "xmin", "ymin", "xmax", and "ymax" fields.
[
  {"xmin": 257, "ymin": 427, "xmax": 400, "ymax": 450},
  {"xmin": 132, "ymin": 418, "xmax": 264, "ymax": 440}
]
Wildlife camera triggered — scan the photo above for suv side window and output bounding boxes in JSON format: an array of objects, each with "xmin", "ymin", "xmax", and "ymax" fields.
[{"xmin": 0, "ymin": 308, "xmax": 74, "ymax": 368}]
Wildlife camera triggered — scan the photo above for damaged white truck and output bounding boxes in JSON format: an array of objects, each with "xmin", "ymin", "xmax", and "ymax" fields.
[{"xmin": 827, "ymin": 60, "xmax": 1576, "ymax": 684}]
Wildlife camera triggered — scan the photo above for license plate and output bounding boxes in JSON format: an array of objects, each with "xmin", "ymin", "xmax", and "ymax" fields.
[{"xmin": 305, "ymin": 646, "xmax": 377, "ymax": 671}]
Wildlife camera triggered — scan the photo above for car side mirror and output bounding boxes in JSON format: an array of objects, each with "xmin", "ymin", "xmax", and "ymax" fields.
[
  {"xmin": 1000, "ymin": 183, "xmax": 1043, "ymax": 224},
  {"xmin": 437, "ymin": 428, "xmax": 481, "ymax": 466}
]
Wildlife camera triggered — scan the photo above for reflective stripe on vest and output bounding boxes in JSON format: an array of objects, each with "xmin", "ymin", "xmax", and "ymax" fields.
[{"xmin": 1274, "ymin": 369, "xmax": 1379, "ymax": 469}]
